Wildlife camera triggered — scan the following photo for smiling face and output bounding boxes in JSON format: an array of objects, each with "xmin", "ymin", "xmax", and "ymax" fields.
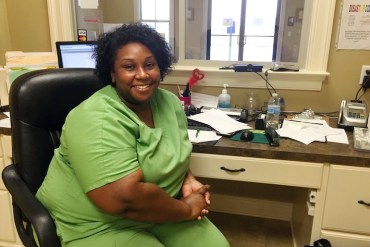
[{"xmin": 111, "ymin": 42, "xmax": 161, "ymax": 110}]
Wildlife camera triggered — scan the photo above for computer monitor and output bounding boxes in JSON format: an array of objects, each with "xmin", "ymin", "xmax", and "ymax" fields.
[{"xmin": 56, "ymin": 41, "xmax": 97, "ymax": 68}]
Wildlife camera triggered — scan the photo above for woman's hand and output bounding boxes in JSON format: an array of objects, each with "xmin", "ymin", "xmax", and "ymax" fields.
[
  {"xmin": 181, "ymin": 184, "xmax": 210, "ymax": 220},
  {"xmin": 182, "ymin": 170, "xmax": 211, "ymax": 219}
]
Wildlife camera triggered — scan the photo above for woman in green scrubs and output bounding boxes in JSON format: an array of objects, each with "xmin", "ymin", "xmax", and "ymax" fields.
[{"xmin": 36, "ymin": 23, "xmax": 229, "ymax": 247}]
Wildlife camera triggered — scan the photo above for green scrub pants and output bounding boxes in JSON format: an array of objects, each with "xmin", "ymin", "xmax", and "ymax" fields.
[{"xmin": 64, "ymin": 217, "xmax": 229, "ymax": 247}]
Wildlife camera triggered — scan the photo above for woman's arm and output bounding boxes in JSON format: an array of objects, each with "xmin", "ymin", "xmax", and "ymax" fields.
[{"xmin": 87, "ymin": 169, "xmax": 209, "ymax": 223}]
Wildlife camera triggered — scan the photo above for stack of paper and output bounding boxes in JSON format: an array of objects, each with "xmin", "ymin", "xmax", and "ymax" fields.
[
  {"xmin": 188, "ymin": 108, "xmax": 250, "ymax": 135},
  {"xmin": 277, "ymin": 119, "xmax": 348, "ymax": 145}
]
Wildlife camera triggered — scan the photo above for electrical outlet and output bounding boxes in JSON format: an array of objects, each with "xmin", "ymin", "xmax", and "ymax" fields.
[{"xmin": 359, "ymin": 65, "xmax": 370, "ymax": 85}]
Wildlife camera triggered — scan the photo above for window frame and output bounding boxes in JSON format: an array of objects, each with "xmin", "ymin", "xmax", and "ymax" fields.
[{"xmin": 46, "ymin": 0, "xmax": 336, "ymax": 91}]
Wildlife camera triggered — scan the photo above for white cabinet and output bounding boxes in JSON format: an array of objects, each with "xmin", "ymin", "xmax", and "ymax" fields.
[
  {"xmin": 190, "ymin": 153, "xmax": 325, "ymax": 247},
  {"xmin": 0, "ymin": 192, "xmax": 19, "ymax": 244},
  {"xmin": 1, "ymin": 135, "xmax": 12, "ymax": 168},
  {"xmin": 0, "ymin": 135, "xmax": 22, "ymax": 246},
  {"xmin": 321, "ymin": 165, "xmax": 370, "ymax": 246}
]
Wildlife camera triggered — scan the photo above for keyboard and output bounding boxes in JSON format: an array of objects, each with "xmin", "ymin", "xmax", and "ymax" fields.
[{"xmin": 187, "ymin": 118, "xmax": 214, "ymax": 131}]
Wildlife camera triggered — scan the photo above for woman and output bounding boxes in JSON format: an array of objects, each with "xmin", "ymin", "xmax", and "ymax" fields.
[{"xmin": 36, "ymin": 23, "xmax": 229, "ymax": 247}]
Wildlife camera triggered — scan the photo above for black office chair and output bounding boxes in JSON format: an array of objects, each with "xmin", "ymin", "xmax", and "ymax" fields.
[{"xmin": 2, "ymin": 68, "xmax": 105, "ymax": 247}]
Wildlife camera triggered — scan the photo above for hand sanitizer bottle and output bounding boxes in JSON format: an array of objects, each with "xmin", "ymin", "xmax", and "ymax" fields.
[{"xmin": 218, "ymin": 84, "xmax": 231, "ymax": 109}]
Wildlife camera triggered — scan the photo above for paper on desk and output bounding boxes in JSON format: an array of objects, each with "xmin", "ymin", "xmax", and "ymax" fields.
[
  {"xmin": 188, "ymin": 108, "xmax": 250, "ymax": 134},
  {"xmin": 187, "ymin": 129, "xmax": 222, "ymax": 143},
  {"xmin": 0, "ymin": 117, "xmax": 11, "ymax": 128},
  {"xmin": 190, "ymin": 92, "xmax": 218, "ymax": 108},
  {"xmin": 326, "ymin": 128, "xmax": 348, "ymax": 144},
  {"xmin": 278, "ymin": 119, "xmax": 348, "ymax": 145}
]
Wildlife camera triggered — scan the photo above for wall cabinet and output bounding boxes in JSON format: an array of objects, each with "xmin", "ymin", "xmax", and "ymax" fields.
[{"xmin": 320, "ymin": 165, "xmax": 370, "ymax": 246}]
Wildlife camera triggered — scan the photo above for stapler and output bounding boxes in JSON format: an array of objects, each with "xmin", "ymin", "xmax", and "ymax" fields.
[{"xmin": 265, "ymin": 127, "xmax": 280, "ymax": 146}]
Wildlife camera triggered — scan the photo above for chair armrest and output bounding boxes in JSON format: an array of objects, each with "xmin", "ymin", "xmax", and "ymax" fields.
[{"xmin": 2, "ymin": 164, "xmax": 61, "ymax": 247}]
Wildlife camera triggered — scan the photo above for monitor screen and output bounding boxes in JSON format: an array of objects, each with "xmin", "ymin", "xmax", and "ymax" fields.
[{"xmin": 56, "ymin": 41, "xmax": 97, "ymax": 68}]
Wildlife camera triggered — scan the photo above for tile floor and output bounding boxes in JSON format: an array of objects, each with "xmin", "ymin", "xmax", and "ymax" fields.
[{"xmin": 208, "ymin": 211, "xmax": 294, "ymax": 247}]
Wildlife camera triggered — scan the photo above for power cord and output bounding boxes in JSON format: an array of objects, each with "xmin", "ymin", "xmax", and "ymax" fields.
[
  {"xmin": 354, "ymin": 75, "xmax": 370, "ymax": 102},
  {"xmin": 254, "ymin": 70, "xmax": 277, "ymax": 96}
]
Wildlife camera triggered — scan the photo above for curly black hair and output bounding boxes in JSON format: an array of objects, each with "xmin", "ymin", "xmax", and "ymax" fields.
[{"xmin": 93, "ymin": 23, "xmax": 173, "ymax": 85}]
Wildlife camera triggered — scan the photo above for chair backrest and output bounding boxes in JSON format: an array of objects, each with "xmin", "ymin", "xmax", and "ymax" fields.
[{"xmin": 9, "ymin": 68, "xmax": 105, "ymax": 194}]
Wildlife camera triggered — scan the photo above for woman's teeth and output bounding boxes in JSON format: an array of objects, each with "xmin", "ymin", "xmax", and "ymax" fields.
[{"xmin": 135, "ymin": 84, "xmax": 150, "ymax": 90}]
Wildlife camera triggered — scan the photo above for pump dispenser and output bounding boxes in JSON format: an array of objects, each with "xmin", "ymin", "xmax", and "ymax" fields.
[{"xmin": 218, "ymin": 84, "xmax": 231, "ymax": 109}]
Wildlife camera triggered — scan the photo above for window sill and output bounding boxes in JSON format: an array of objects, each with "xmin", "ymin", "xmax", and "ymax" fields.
[{"xmin": 162, "ymin": 65, "xmax": 329, "ymax": 91}]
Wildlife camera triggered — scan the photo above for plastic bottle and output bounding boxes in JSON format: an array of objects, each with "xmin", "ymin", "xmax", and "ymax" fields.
[
  {"xmin": 218, "ymin": 84, "xmax": 231, "ymax": 109},
  {"xmin": 246, "ymin": 92, "xmax": 259, "ymax": 119},
  {"xmin": 266, "ymin": 93, "xmax": 280, "ymax": 130}
]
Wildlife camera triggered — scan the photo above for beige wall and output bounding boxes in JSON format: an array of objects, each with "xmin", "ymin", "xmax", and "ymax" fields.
[
  {"xmin": 0, "ymin": 0, "xmax": 12, "ymax": 66},
  {"xmin": 0, "ymin": 0, "xmax": 51, "ymax": 66},
  {"xmin": 102, "ymin": 0, "xmax": 135, "ymax": 23},
  {"xmin": 1, "ymin": 1, "xmax": 370, "ymax": 113}
]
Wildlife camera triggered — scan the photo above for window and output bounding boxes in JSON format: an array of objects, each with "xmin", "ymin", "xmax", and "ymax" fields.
[
  {"xmin": 139, "ymin": 0, "xmax": 303, "ymax": 64},
  {"xmin": 186, "ymin": 0, "xmax": 281, "ymax": 62},
  {"xmin": 182, "ymin": 0, "xmax": 305, "ymax": 66},
  {"xmin": 139, "ymin": 0, "xmax": 175, "ymax": 53},
  {"xmin": 47, "ymin": 0, "xmax": 336, "ymax": 91}
]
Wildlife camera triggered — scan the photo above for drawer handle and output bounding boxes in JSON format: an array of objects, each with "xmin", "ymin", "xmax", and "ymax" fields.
[
  {"xmin": 220, "ymin": 166, "xmax": 246, "ymax": 173},
  {"xmin": 358, "ymin": 200, "xmax": 370, "ymax": 206}
]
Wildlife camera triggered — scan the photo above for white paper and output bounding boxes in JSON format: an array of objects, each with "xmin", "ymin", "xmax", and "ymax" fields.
[
  {"xmin": 190, "ymin": 92, "xmax": 219, "ymax": 108},
  {"xmin": 188, "ymin": 108, "xmax": 250, "ymax": 134},
  {"xmin": 278, "ymin": 119, "xmax": 348, "ymax": 145},
  {"xmin": 0, "ymin": 117, "xmax": 11, "ymax": 128},
  {"xmin": 326, "ymin": 128, "xmax": 349, "ymax": 144},
  {"xmin": 337, "ymin": 0, "xmax": 370, "ymax": 50},
  {"xmin": 187, "ymin": 129, "xmax": 222, "ymax": 143},
  {"xmin": 78, "ymin": 0, "xmax": 99, "ymax": 9}
]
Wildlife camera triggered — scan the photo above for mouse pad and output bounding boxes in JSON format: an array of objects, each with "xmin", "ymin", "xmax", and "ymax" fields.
[{"xmin": 231, "ymin": 130, "xmax": 269, "ymax": 144}]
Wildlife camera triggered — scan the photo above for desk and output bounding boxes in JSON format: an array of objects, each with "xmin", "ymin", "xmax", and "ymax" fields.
[
  {"xmin": 1, "ymin": 117, "xmax": 369, "ymax": 246},
  {"xmin": 190, "ymin": 118, "xmax": 370, "ymax": 246},
  {"xmin": 193, "ymin": 127, "xmax": 370, "ymax": 167}
]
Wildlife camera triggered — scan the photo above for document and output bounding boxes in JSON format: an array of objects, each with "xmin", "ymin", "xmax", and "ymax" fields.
[
  {"xmin": 0, "ymin": 116, "xmax": 10, "ymax": 129},
  {"xmin": 190, "ymin": 92, "xmax": 218, "ymax": 108},
  {"xmin": 337, "ymin": 0, "xmax": 370, "ymax": 50},
  {"xmin": 188, "ymin": 108, "xmax": 250, "ymax": 135},
  {"xmin": 278, "ymin": 119, "xmax": 348, "ymax": 145},
  {"xmin": 187, "ymin": 129, "xmax": 222, "ymax": 143}
]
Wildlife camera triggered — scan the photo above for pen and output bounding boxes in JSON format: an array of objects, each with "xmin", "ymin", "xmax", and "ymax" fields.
[
  {"xmin": 287, "ymin": 119, "xmax": 323, "ymax": 125},
  {"xmin": 195, "ymin": 128, "xmax": 200, "ymax": 138},
  {"xmin": 177, "ymin": 85, "xmax": 182, "ymax": 97}
]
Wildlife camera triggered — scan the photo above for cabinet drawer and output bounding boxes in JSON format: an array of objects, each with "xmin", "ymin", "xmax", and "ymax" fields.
[
  {"xmin": 0, "ymin": 158, "xmax": 5, "ymax": 190},
  {"xmin": 321, "ymin": 230, "xmax": 370, "ymax": 247},
  {"xmin": 0, "ymin": 191, "xmax": 18, "ymax": 243},
  {"xmin": 190, "ymin": 153, "xmax": 323, "ymax": 188},
  {"xmin": 322, "ymin": 165, "xmax": 370, "ymax": 234},
  {"xmin": 0, "ymin": 135, "xmax": 12, "ymax": 166}
]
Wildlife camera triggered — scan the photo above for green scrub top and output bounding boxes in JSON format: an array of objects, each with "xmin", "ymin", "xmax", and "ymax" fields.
[{"xmin": 36, "ymin": 85, "xmax": 192, "ymax": 243}]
